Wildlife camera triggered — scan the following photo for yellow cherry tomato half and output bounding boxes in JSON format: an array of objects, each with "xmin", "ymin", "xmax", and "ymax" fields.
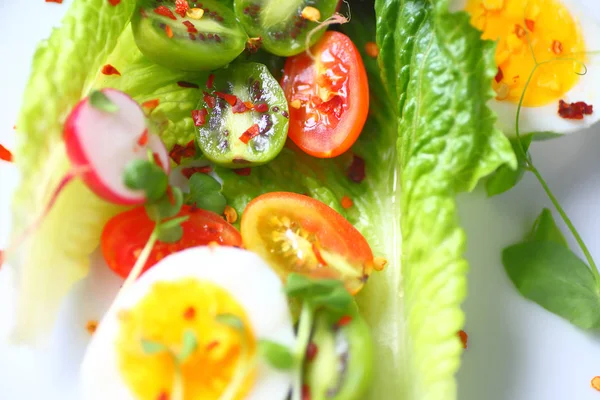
[{"xmin": 241, "ymin": 192, "xmax": 374, "ymax": 294}]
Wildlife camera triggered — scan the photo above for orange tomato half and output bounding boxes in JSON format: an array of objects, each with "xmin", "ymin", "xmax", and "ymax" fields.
[{"xmin": 241, "ymin": 192, "xmax": 374, "ymax": 294}]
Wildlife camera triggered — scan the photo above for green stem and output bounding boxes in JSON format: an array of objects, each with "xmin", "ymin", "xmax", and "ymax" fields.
[
  {"xmin": 512, "ymin": 55, "xmax": 600, "ymax": 283},
  {"xmin": 219, "ymin": 341, "xmax": 253, "ymax": 400},
  {"xmin": 171, "ymin": 366, "xmax": 184, "ymax": 400},
  {"xmin": 121, "ymin": 227, "xmax": 159, "ymax": 292},
  {"xmin": 528, "ymin": 166, "xmax": 600, "ymax": 281},
  {"xmin": 292, "ymin": 304, "xmax": 314, "ymax": 400}
]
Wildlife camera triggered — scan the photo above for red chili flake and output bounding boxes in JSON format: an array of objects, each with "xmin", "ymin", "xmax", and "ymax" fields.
[
  {"xmin": 254, "ymin": 103, "xmax": 269, "ymax": 113},
  {"xmin": 192, "ymin": 108, "xmax": 208, "ymax": 126},
  {"xmin": 154, "ymin": 5, "xmax": 177, "ymax": 20},
  {"xmin": 181, "ymin": 166, "xmax": 212, "ymax": 179},
  {"xmin": 233, "ymin": 167, "xmax": 251, "ymax": 176},
  {"xmin": 306, "ymin": 342, "xmax": 318, "ymax": 361},
  {"xmin": 108, "ymin": 0, "xmax": 121, "ymax": 5},
  {"xmin": 347, "ymin": 155, "xmax": 365, "ymax": 183},
  {"xmin": 458, "ymin": 330, "xmax": 468, "ymax": 349},
  {"xmin": 591, "ymin": 376, "xmax": 600, "ymax": 392},
  {"xmin": 175, "ymin": 0, "xmax": 189, "ymax": 17},
  {"xmin": 45, "ymin": 0, "xmax": 63, "ymax": 3},
  {"xmin": 153, "ymin": 152, "xmax": 165, "ymax": 169},
  {"xmin": 101, "ymin": 64, "xmax": 121, "ymax": 76},
  {"xmin": 340, "ymin": 195, "xmax": 353, "ymax": 209},
  {"xmin": 316, "ymin": 95, "xmax": 343, "ymax": 119},
  {"xmin": 232, "ymin": 98, "xmax": 250, "ymax": 114},
  {"xmin": 137, "ymin": 129, "xmax": 149, "ymax": 146},
  {"xmin": 157, "ymin": 391, "xmax": 169, "ymax": 400},
  {"xmin": 177, "ymin": 80, "xmax": 199, "ymax": 89},
  {"xmin": 243, "ymin": 101, "xmax": 254, "ymax": 109},
  {"xmin": 336, "ymin": 315, "xmax": 353, "ymax": 328},
  {"xmin": 239, "ymin": 123, "xmax": 260, "ymax": 144},
  {"xmin": 183, "ymin": 306, "xmax": 196, "ymax": 320},
  {"xmin": 86, "ymin": 320, "xmax": 98, "ymax": 335},
  {"xmin": 206, "ymin": 340, "xmax": 220, "ymax": 351},
  {"xmin": 206, "ymin": 74, "xmax": 215, "ymax": 89},
  {"xmin": 215, "ymin": 92, "xmax": 238, "ymax": 107},
  {"xmin": 165, "ymin": 25, "xmax": 174, "ymax": 38},
  {"xmin": 203, "ymin": 92, "xmax": 216, "ymax": 108},
  {"xmin": 525, "ymin": 19, "xmax": 535, "ymax": 32},
  {"xmin": 495, "ymin": 67, "xmax": 503, "ymax": 83},
  {"xmin": 182, "ymin": 20, "xmax": 198, "ymax": 34},
  {"xmin": 312, "ymin": 243, "xmax": 328, "ymax": 266},
  {"xmin": 514, "ymin": 24, "xmax": 526, "ymax": 38},
  {"xmin": 0, "ymin": 144, "xmax": 13, "ymax": 163},
  {"xmin": 142, "ymin": 98, "xmax": 160, "ymax": 111},
  {"xmin": 169, "ymin": 140, "xmax": 196, "ymax": 164},
  {"xmin": 302, "ymin": 385, "xmax": 311, "ymax": 400},
  {"xmin": 558, "ymin": 99, "xmax": 593, "ymax": 120},
  {"xmin": 552, "ymin": 40, "xmax": 563, "ymax": 55},
  {"xmin": 166, "ymin": 186, "xmax": 176, "ymax": 205}
]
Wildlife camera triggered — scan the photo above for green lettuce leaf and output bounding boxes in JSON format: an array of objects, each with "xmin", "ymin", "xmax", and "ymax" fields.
[
  {"xmin": 220, "ymin": 2, "xmax": 515, "ymax": 400},
  {"xmin": 366, "ymin": 1, "xmax": 516, "ymax": 399},
  {"xmin": 10, "ymin": 0, "xmax": 136, "ymax": 342},
  {"xmin": 92, "ymin": 27, "xmax": 207, "ymax": 150}
]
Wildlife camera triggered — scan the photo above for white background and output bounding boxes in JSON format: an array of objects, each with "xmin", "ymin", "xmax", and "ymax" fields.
[{"xmin": 1, "ymin": 1, "xmax": 600, "ymax": 399}]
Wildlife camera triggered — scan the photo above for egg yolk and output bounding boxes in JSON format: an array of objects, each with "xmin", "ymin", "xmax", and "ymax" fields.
[
  {"xmin": 466, "ymin": 0, "xmax": 586, "ymax": 106},
  {"xmin": 116, "ymin": 279, "xmax": 257, "ymax": 400}
]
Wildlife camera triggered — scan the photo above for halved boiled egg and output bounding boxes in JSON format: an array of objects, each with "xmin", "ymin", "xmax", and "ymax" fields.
[
  {"xmin": 452, "ymin": 0, "xmax": 600, "ymax": 135},
  {"xmin": 81, "ymin": 246, "xmax": 295, "ymax": 400}
]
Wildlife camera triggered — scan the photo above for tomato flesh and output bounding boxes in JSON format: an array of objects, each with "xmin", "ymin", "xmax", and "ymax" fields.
[
  {"xmin": 241, "ymin": 192, "xmax": 374, "ymax": 294},
  {"xmin": 101, "ymin": 205, "xmax": 242, "ymax": 279},
  {"xmin": 281, "ymin": 31, "xmax": 369, "ymax": 158}
]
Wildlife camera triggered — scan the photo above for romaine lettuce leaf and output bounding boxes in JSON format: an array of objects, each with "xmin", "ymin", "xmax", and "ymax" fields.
[
  {"xmin": 365, "ymin": 1, "xmax": 515, "ymax": 399},
  {"xmin": 10, "ymin": 0, "xmax": 136, "ymax": 342},
  {"xmin": 92, "ymin": 27, "xmax": 208, "ymax": 150},
  {"xmin": 220, "ymin": 2, "xmax": 515, "ymax": 400}
]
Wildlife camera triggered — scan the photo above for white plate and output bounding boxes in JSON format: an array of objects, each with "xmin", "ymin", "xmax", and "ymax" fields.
[{"xmin": 0, "ymin": 1, "xmax": 599, "ymax": 399}]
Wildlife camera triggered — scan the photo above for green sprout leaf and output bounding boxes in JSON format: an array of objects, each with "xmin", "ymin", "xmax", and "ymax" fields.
[
  {"xmin": 215, "ymin": 313, "xmax": 245, "ymax": 332},
  {"xmin": 187, "ymin": 173, "xmax": 227, "ymax": 215},
  {"xmin": 486, "ymin": 135, "xmax": 532, "ymax": 196},
  {"xmin": 526, "ymin": 208, "xmax": 568, "ymax": 245},
  {"xmin": 156, "ymin": 215, "xmax": 189, "ymax": 243},
  {"xmin": 146, "ymin": 187, "xmax": 184, "ymax": 221},
  {"xmin": 503, "ymin": 240, "xmax": 600, "ymax": 330},
  {"xmin": 177, "ymin": 329, "xmax": 198, "ymax": 364},
  {"xmin": 123, "ymin": 159, "xmax": 168, "ymax": 202},
  {"xmin": 89, "ymin": 90, "xmax": 119, "ymax": 113},
  {"xmin": 285, "ymin": 274, "xmax": 353, "ymax": 312},
  {"xmin": 258, "ymin": 340, "xmax": 295, "ymax": 370},
  {"xmin": 157, "ymin": 224, "xmax": 183, "ymax": 243},
  {"xmin": 141, "ymin": 338, "xmax": 169, "ymax": 355}
]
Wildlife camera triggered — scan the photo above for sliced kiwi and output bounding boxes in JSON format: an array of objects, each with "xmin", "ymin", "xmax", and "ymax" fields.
[
  {"xmin": 132, "ymin": 0, "xmax": 248, "ymax": 71},
  {"xmin": 195, "ymin": 62, "xmax": 289, "ymax": 167},
  {"xmin": 234, "ymin": 0, "xmax": 339, "ymax": 57}
]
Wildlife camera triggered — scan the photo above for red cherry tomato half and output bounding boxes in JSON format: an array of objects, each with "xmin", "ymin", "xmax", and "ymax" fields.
[
  {"xmin": 241, "ymin": 192, "xmax": 374, "ymax": 294},
  {"xmin": 281, "ymin": 31, "xmax": 369, "ymax": 158},
  {"xmin": 101, "ymin": 205, "xmax": 242, "ymax": 279}
]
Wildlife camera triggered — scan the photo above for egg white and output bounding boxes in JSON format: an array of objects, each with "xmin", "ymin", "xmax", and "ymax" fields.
[
  {"xmin": 450, "ymin": 0, "xmax": 600, "ymax": 136},
  {"xmin": 80, "ymin": 246, "xmax": 295, "ymax": 400}
]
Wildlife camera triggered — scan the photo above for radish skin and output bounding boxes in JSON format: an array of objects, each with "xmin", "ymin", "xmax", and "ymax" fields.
[
  {"xmin": 1, "ymin": 90, "xmax": 171, "ymax": 269},
  {"xmin": 64, "ymin": 89, "xmax": 170, "ymax": 205}
]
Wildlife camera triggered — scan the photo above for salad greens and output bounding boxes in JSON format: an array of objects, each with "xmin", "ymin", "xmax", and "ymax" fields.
[
  {"xmin": 9, "ymin": 0, "xmax": 518, "ymax": 398},
  {"xmin": 493, "ymin": 41, "xmax": 600, "ymax": 331},
  {"xmin": 9, "ymin": 0, "xmax": 135, "ymax": 341}
]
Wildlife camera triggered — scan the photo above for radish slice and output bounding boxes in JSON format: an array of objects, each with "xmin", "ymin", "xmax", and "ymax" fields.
[{"xmin": 64, "ymin": 89, "xmax": 170, "ymax": 205}]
